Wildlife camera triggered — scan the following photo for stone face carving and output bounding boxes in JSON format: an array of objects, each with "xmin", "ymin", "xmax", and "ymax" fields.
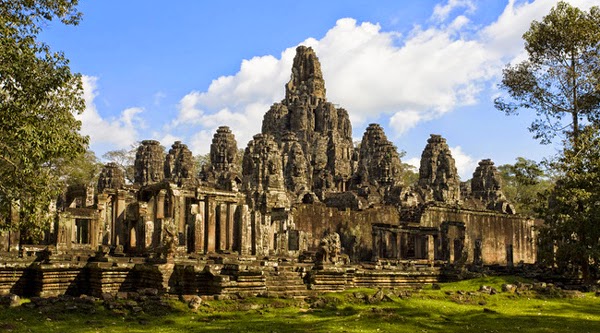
[
  {"xmin": 97, "ymin": 162, "xmax": 125, "ymax": 193},
  {"xmin": 417, "ymin": 134, "xmax": 461, "ymax": 203},
  {"xmin": 134, "ymin": 140, "xmax": 165, "ymax": 186},
  {"xmin": 165, "ymin": 141, "xmax": 195, "ymax": 184},
  {"xmin": 471, "ymin": 159, "xmax": 516, "ymax": 214},
  {"xmin": 242, "ymin": 134, "xmax": 289, "ymax": 210},
  {"xmin": 261, "ymin": 46, "xmax": 353, "ymax": 198},
  {"xmin": 355, "ymin": 124, "xmax": 403, "ymax": 190},
  {"xmin": 280, "ymin": 132, "xmax": 310, "ymax": 196},
  {"xmin": 209, "ymin": 126, "xmax": 241, "ymax": 191}
]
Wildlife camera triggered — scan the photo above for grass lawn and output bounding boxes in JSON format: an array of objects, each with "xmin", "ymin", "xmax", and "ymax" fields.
[{"xmin": 1, "ymin": 276, "xmax": 599, "ymax": 333}]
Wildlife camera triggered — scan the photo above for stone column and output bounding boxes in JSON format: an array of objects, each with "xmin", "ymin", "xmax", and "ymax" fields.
[
  {"xmin": 218, "ymin": 203, "xmax": 228, "ymax": 251},
  {"xmin": 371, "ymin": 229, "xmax": 379, "ymax": 261},
  {"xmin": 97, "ymin": 193, "xmax": 109, "ymax": 245},
  {"xmin": 156, "ymin": 190, "xmax": 166, "ymax": 219},
  {"xmin": 448, "ymin": 238, "xmax": 455, "ymax": 263},
  {"xmin": 206, "ymin": 197, "xmax": 216, "ymax": 252},
  {"xmin": 227, "ymin": 203, "xmax": 236, "ymax": 250},
  {"xmin": 239, "ymin": 205, "xmax": 251, "ymax": 255},
  {"xmin": 196, "ymin": 201, "xmax": 205, "ymax": 253},
  {"xmin": 114, "ymin": 191, "xmax": 126, "ymax": 246},
  {"xmin": 427, "ymin": 235, "xmax": 435, "ymax": 263}
]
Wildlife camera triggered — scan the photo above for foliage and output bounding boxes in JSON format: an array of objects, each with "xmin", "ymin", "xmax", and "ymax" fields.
[
  {"xmin": 540, "ymin": 126, "xmax": 600, "ymax": 280},
  {"xmin": 2, "ymin": 277, "xmax": 600, "ymax": 332},
  {"xmin": 495, "ymin": 1, "xmax": 600, "ymax": 146},
  {"xmin": 0, "ymin": 0, "xmax": 87, "ymax": 239},
  {"xmin": 54, "ymin": 149, "xmax": 102, "ymax": 187},
  {"xmin": 102, "ymin": 143, "xmax": 138, "ymax": 184},
  {"xmin": 400, "ymin": 162, "xmax": 418, "ymax": 187},
  {"xmin": 497, "ymin": 157, "xmax": 553, "ymax": 217}
]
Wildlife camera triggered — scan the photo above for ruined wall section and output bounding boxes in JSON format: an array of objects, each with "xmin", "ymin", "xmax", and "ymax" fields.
[
  {"xmin": 418, "ymin": 206, "xmax": 538, "ymax": 265},
  {"xmin": 292, "ymin": 204, "xmax": 400, "ymax": 262}
]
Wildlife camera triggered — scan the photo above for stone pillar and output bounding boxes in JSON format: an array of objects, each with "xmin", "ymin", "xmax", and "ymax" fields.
[
  {"xmin": 427, "ymin": 235, "xmax": 435, "ymax": 263},
  {"xmin": 239, "ymin": 205, "xmax": 251, "ymax": 255},
  {"xmin": 396, "ymin": 232, "xmax": 402, "ymax": 259},
  {"xmin": 97, "ymin": 193, "xmax": 109, "ymax": 245},
  {"xmin": 227, "ymin": 203, "xmax": 236, "ymax": 250},
  {"xmin": 145, "ymin": 220, "xmax": 154, "ymax": 248},
  {"xmin": 206, "ymin": 197, "xmax": 216, "ymax": 252},
  {"xmin": 114, "ymin": 191, "xmax": 126, "ymax": 246},
  {"xmin": 218, "ymin": 203, "xmax": 227, "ymax": 251},
  {"xmin": 156, "ymin": 190, "xmax": 166, "ymax": 219},
  {"xmin": 196, "ymin": 201, "xmax": 205, "ymax": 253},
  {"xmin": 371, "ymin": 229, "xmax": 379, "ymax": 261},
  {"xmin": 448, "ymin": 238, "xmax": 455, "ymax": 263}
]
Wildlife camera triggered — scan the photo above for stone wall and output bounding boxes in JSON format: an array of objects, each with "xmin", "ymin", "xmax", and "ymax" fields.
[
  {"xmin": 418, "ymin": 206, "xmax": 538, "ymax": 265},
  {"xmin": 292, "ymin": 204, "xmax": 400, "ymax": 262}
]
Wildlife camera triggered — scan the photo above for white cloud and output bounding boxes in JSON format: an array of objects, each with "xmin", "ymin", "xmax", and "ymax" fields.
[
  {"xmin": 450, "ymin": 145, "xmax": 477, "ymax": 180},
  {"xmin": 79, "ymin": 76, "xmax": 143, "ymax": 152},
  {"xmin": 164, "ymin": 0, "xmax": 600, "ymax": 156},
  {"xmin": 432, "ymin": 0, "xmax": 476, "ymax": 23}
]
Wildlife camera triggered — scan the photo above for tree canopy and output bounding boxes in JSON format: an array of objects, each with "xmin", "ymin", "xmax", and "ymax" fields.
[
  {"xmin": 498, "ymin": 1, "xmax": 600, "ymax": 281},
  {"xmin": 495, "ymin": 1, "xmax": 600, "ymax": 147},
  {"xmin": 540, "ymin": 126, "xmax": 600, "ymax": 280},
  {"xmin": 497, "ymin": 157, "xmax": 552, "ymax": 217},
  {"xmin": 0, "ymin": 0, "xmax": 88, "ymax": 239}
]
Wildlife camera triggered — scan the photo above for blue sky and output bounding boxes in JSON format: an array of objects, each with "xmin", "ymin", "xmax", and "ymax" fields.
[{"xmin": 40, "ymin": 0, "xmax": 599, "ymax": 179}]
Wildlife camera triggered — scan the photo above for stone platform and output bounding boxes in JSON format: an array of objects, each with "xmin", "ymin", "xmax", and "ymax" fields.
[{"xmin": 0, "ymin": 254, "xmax": 443, "ymax": 298}]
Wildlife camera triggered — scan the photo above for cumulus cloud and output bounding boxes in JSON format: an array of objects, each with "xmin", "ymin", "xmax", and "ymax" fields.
[
  {"xmin": 449, "ymin": 146, "xmax": 477, "ymax": 180},
  {"xmin": 164, "ymin": 0, "xmax": 600, "ymax": 156},
  {"xmin": 79, "ymin": 76, "xmax": 143, "ymax": 152}
]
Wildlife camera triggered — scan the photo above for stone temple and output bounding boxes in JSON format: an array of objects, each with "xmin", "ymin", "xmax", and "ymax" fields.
[{"xmin": 0, "ymin": 46, "xmax": 538, "ymax": 297}]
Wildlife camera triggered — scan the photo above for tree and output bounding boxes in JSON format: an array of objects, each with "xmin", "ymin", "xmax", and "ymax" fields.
[
  {"xmin": 0, "ymin": 1, "xmax": 87, "ymax": 240},
  {"xmin": 497, "ymin": 157, "xmax": 552, "ymax": 217},
  {"xmin": 495, "ymin": 1, "xmax": 600, "ymax": 147},
  {"xmin": 102, "ymin": 144, "xmax": 138, "ymax": 184},
  {"xmin": 55, "ymin": 149, "xmax": 102, "ymax": 187},
  {"xmin": 540, "ymin": 126, "xmax": 600, "ymax": 281}
]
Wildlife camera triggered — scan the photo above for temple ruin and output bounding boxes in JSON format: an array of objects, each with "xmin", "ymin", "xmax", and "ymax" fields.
[{"xmin": 0, "ymin": 46, "xmax": 538, "ymax": 298}]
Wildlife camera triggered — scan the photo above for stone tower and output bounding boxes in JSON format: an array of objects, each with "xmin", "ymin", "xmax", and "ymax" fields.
[
  {"xmin": 242, "ymin": 134, "xmax": 289, "ymax": 210},
  {"xmin": 471, "ymin": 159, "xmax": 515, "ymax": 214},
  {"xmin": 261, "ymin": 46, "xmax": 354, "ymax": 197},
  {"xmin": 356, "ymin": 124, "xmax": 403, "ymax": 189},
  {"xmin": 97, "ymin": 162, "xmax": 125, "ymax": 193},
  {"xmin": 418, "ymin": 134, "xmax": 460, "ymax": 203},
  {"xmin": 164, "ymin": 141, "xmax": 195, "ymax": 183},
  {"xmin": 134, "ymin": 140, "xmax": 165, "ymax": 186},
  {"xmin": 209, "ymin": 126, "xmax": 241, "ymax": 191},
  {"xmin": 210, "ymin": 126, "xmax": 239, "ymax": 174}
]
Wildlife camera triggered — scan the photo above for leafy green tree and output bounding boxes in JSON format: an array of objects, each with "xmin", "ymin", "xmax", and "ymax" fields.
[
  {"xmin": 495, "ymin": 1, "xmax": 600, "ymax": 147},
  {"xmin": 497, "ymin": 157, "xmax": 552, "ymax": 217},
  {"xmin": 540, "ymin": 126, "xmax": 600, "ymax": 281},
  {"xmin": 0, "ymin": 1, "xmax": 87, "ymax": 240},
  {"xmin": 55, "ymin": 149, "xmax": 102, "ymax": 187}
]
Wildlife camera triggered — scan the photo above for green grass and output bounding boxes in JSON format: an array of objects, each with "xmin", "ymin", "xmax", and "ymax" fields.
[{"xmin": 1, "ymin": 276, "xmax": 599, "ymax": 333}]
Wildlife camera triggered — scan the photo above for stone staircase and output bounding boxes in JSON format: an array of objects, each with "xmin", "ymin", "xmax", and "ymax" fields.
[{"xmin": 265, "ymin": 266, "xmax": 308, "ymax": 298}]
